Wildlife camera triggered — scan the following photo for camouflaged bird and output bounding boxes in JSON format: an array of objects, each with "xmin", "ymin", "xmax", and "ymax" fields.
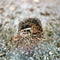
[{"xmin": 12, "ymin": 18, "xmax": 43, "ymax": 49}]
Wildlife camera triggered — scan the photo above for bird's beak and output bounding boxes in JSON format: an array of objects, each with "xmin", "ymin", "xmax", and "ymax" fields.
[{"xmin": 12, "ymin": 35, "xmax": 20, "ymax": 41}]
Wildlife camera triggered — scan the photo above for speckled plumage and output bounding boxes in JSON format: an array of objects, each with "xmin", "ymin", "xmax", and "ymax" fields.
[{"xmin": 13, "ymin": 18, "xmax": 43, "ymax": 49}]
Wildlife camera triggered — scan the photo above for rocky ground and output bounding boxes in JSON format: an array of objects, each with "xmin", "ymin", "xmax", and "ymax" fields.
[{"xmin": 0, "ymin": 0, "xmax": 60, "ymax": 60}]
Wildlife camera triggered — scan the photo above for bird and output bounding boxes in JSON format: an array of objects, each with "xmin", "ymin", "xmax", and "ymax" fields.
[{"xmin": 12, "ymin": 18, "xmax": 43, "ymax": 50}]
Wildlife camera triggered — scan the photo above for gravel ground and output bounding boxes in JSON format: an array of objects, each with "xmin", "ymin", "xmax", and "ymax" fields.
[{"xmin": 0, "ymin": 0, "xmax": 60, "ymax": 60}]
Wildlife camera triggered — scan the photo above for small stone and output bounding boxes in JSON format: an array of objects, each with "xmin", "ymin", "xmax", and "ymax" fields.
[
  {"xmin": 33, "ymin": 0, "xmax": 40, "ymax": 3},
  {"xmin": 57, "ymin": 42, "xmax": 60, "ymax": 47},
  {"xmin": 49, "ymin": 51, "xmax": 53, "ymax": 55},
  {"xmin": 40, "ymin": 12, "xmax": 50, "ymax": 16},
  {"xmin": 9, "ymin": 5, "xmax": 16, "ymax": 11},
  {"xmin": 0, "ymin": 51, "xmax": 6, "ymax": 57},
  {"xmin": 0, "ymin": 8, "xmax": 5, "ymax": 14},
  {"xmin": 0, "ymin": 23, "xmax": 2, "ymax": 28},
  {"xmin": 29, "ymin": 57, "xmax": 34, "ymax": 60},
  {"xmin": 13, "ymin": 52, "xmax": 15, "ymax": 55},
  {"xmin": 25, "ymin": 52, "xmax": 29, "ymax": 55},
  {"xmin": 29, "ymin": 8, "xmax": 34, "ymax": 12},
  {"xmin": 21, "ymin": 51, "xmax": 25, "ymax": 54}
]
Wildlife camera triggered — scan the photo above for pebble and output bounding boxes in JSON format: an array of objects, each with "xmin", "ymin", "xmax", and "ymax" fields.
[
  {"xmin": 0, "ymin": 8, "xmax": 5, "ymax": 14},
  {"xmin": 9, "ymin": 5, "xmax": 16, "ymax": 11},
  {"xmin": 33, "ymin": 0, "xmax": 40, "ymax": 3},
  {"xmin": 49, "ymin": 51, "xmax": 53, "ymax": 55},
  {"xmin": 0, "ymin": 51, "xmax": 6, "ymax": 57},
  {"xmin": 29, "ymin": 57, "xmax": 34, "ymax": 60}
]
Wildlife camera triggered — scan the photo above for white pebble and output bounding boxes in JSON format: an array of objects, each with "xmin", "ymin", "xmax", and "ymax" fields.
[
  {"xmin": 29, "ymin": 57, "xmax": 34, "ymax": 60},
  {"xmin": 49, "ymin": 51, "xmax": 53, "ymax": 55}
]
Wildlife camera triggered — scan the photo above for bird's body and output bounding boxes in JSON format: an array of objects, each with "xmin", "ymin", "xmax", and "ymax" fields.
[{"xmin": 12, "ymin": 18, "xmax": 43, "ymax": 50}]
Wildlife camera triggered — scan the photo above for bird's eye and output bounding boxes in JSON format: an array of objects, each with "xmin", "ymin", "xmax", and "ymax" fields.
[
  {"xmin": 27, "ymin": 30, "xmax": 31, "ymax": 33},
  {"xmin": 24, "ymin": 30, "xmax": 26, "ymax": 32}
]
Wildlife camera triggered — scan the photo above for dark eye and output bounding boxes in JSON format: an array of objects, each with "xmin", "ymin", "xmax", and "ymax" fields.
[
  {"xmin": 27, "ymin": 30, "xmax": 31, "ymax": 33},
  {"xmin": 24, "ymin": 30, "xmax": 26, "ymax": 32}
]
